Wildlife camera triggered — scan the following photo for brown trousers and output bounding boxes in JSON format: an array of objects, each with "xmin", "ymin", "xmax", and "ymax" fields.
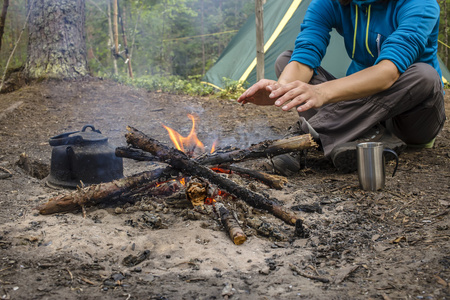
[{"xmin": 275, "ymin": 50, "xmax": 446, "ymax": 156}]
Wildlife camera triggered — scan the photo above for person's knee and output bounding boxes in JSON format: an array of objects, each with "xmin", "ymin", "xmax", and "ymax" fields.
[
  {"xmin": 406, "ymin": 63, "xmax": 441, "ymax": 89},
  {"xmin": 275, "ymin": 50, "xmax": 293, "ymax": 78}
]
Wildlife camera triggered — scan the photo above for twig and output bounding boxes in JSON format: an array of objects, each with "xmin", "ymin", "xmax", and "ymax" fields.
[
  {"xmin": 80, "ymin": 277, "xmax": 96, "ymax": 285},
  {"xmin": 66, "ymin": 268, "xmax": 73, "ymax": 281},
  {"xmin": 0, "ymin": 166, "xmax": 12, "ymax": 179},
  {"xmin": 289, "ymin": 264, "xmax": 330, "ymax": 283},
  {"xmin": 0, "ymin": 266, "xmax": 12, "ymax": 273},
  {"xmin": 87, "ymin": 0, "xmax": 107, "ymax": 17}
]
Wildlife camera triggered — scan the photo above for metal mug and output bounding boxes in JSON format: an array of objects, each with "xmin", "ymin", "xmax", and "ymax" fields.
[{"xmin": 356, "ymin": 142, "xmax": 399, "ymax": 191}]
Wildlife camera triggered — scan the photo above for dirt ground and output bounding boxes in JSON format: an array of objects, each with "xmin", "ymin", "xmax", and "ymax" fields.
[{"xmin": 0, "ymin": 78, "xmax": 449, "ymax": 300}]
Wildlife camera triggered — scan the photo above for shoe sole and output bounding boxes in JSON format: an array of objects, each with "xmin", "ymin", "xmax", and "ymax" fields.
[{"xmin": 332, "ymin": 146, "xmax": 357, "ymax": 173}]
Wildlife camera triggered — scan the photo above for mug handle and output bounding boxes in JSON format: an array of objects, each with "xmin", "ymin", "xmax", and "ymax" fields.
[{"xmin": 383, "ymin": 148, "xmax": 399, "ymax": 177}]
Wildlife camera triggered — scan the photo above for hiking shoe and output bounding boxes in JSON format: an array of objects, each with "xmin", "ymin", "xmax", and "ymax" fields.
[
  {"xmin": 262, "ymin": 152, "xmax": 304, "ymax": 177},
  {"xmin": 261, "ymin": 118, "xmax": 318, "ymax": 176},
  {"xmin": 330, "ymin": 125, "xmax": 406, "ymax": 173},
  {"xmin": 407, "ymin": 138, "xmax": 436, "ymax": 149}
]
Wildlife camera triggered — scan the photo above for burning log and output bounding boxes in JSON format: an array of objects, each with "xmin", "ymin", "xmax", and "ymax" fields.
[
  {"xmin": 115, "ymin": 146, "xmax": 159, "ymax": 162},
  {"xmin": 217, "ymin": 203, "xmax": 247, "ymax": 245},
  {"xmin": 125, "ymin": 126, "xmax": 301, "ymax": 227},
  {"xmin": 194, "ymin": 134, "xmax": 317, "ymax": 166},
  {"xmin": 211, "ymin": 165, "xmax": 287, "ymax": 190},
  {"xmin": 37, "ymin": 168, "xmax": 170, "ymax": 215},
  {"xmin": 185, "ymin": 178, "xmax": 208, "ymax": 207},
  {"xmin": 117, "ymin": 134, "xmax": 317, "ymax": 166},
  {"xmin": 116, "ymin": 147, "xmax": 287, "ymax": 189}
]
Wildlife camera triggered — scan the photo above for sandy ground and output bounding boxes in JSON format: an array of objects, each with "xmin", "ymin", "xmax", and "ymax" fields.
[{"xmin": 0, "ymin": 78, "xmax": 449, "ymax": 300}]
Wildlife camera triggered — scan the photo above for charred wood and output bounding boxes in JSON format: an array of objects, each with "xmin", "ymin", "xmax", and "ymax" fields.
[
  {"xmin": 212, "ymin": 165, "xmax": 287, "ymax": 190},
  {"xmin": 116, "ymin": 146, "xmax": 159, "ymax": 162},
  {"xmin": 125, "ymin": 126, "xmax": 301, "ymax": 226},
  {"xmin": 217, "ymin": 203, "xmax": 247, "ymax": 245},
  {"xmin": 37, "ymin": 168, "xmax": 170, "ymax": 215},
  {"xmin": 116, "ymin": 147, "xmax": 287, "ymax": 189},
  {"xmin": 245, "ymin": 216, "xmax": 288, "ymax": 241},
  {"xmin": 195, "ymin": 134, "xmax": 317, "ymax": 166},
  {"xmin": 185, "ymin": 178, "xmax": 208, "ymax": 207}
]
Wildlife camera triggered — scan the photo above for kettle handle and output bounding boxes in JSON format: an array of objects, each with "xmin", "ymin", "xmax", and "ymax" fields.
[
  {"xmin": 81, "ymin": 124, "xmax": 102, "ymax": 134},
  {"xmin": 383, "ymin": 148, "xmax": 399, "ymax": 177}
]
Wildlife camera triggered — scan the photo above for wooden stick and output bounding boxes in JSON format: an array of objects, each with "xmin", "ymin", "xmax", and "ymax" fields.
[
  {"xmin": 116, "ymin": 146, "xmax": 159, "ymax": 162},
  {"xmin": 217, "ymin": 204, "xmax": 247, "ymax": 245},
  {"xmin": 212, "ymin": 165, "xmax": 287, "ymax": 190},
  {"xmin": 289, "ymin": 264, "xmax": 330, "ymax": 283},
  {"xmin": 195, "ymin": 134, "xmax": 317, "ymax": 166},
  {"xmin": 116, "ymin": 147, "xmax": 287, "ymax": 189},
  {"xmin": 125, "ymin": 126, "xmax": 300, "ymax": 226},
  {"xmin": 37, "ymin": 168, "xmax": 170, "ymax": 215}
]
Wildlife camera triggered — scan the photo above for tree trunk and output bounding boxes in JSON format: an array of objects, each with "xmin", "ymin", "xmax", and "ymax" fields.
[
  {"xmin": 108, "ymin": 0, "xmax": 118, "ymax": 75},
  {"xmin": 444, "ymin": 0, "xmax": 448, "ymax": 67},
  {"xmin": 0, "ymin": 0, "xmax": 9, "ymax": 52},
  {"xmin": 24, "ymin": 0, "xmax": 88, "ymax": 79}
]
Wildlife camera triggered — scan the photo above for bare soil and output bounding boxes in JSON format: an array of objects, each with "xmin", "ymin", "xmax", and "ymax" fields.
[{"xmin": 0, "ymin": 78, "xmax": 449, "ymax": 300}]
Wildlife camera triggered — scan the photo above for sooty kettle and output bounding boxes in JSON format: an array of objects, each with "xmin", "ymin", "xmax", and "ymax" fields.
[{"xmin": 46, "ymin": 125, "xmax": 123, "ymax": 189}]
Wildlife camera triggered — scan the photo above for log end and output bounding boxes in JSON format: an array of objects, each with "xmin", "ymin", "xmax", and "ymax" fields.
[{"xmin": 233, "ymin": 233, "xmax": 247, "ymax": 245}]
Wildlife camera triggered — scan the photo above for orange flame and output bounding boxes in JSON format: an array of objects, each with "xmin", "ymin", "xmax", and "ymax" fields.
[
  {"xmin": 210, "ymin": 139, "xmax": 218, "ymax": 154},
  {"xmin": 162, "ymin": 114, "xmax": 205, "ymax": 155}
]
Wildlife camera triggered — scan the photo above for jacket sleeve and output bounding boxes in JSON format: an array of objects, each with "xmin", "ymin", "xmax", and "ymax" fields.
[
  {"xmin": 289, "ymin": 0, "xmax": 337, "ymax": 70},
  {"xmin": 375, "ymin": 0, "xmax": 440, "ymax": 73}
]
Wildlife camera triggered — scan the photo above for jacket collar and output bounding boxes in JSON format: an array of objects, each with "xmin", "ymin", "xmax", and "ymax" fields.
[{"xmin": 352, "ymin": 0, "xmax": 379, "ymax": 6}]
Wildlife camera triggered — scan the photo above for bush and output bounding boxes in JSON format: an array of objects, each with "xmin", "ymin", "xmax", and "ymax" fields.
[{"xmin": 105, "ymin": 74, "xmax": 247, "ymax": 99}]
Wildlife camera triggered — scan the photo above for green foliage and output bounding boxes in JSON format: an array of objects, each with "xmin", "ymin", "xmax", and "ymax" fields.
[
  {"xmin": 101, "ymin": 72, "xmax": 248, "ymax": 99},
  {"xmin": 106, "ymin": 73, "xmax": 215, "ymax": 96},
  {"xmin": 217, "ymin": 77, "xmax": 248, "ymax": 99}
]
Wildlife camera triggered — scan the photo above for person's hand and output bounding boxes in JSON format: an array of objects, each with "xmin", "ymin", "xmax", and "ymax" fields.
[
  {"xmin": 268, "ymin": 80, "xmax": 328, "ymax": 112},
  {"xmin": 237, "ymin": 79, "xmax": 278, "ymax": 106}
]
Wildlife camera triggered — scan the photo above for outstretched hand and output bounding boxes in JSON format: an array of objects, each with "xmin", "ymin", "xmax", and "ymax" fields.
[
  {"xmin": 237, "ymin": 79, "xmax": 278, "ymax": 106},
  {"xmin": 237, "ymin": 79, "xmax": 328, "ymax": 112},
  {"xmin": 269, "ymin": 80, "xmax": 328, "ymax": 112}
]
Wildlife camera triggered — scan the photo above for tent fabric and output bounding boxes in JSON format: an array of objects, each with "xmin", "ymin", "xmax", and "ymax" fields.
[{"xmin": 202, "ymin": 0, "xmax": 449, "ymax": 89}]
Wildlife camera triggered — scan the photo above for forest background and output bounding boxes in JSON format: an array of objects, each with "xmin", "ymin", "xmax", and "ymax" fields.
[{"xmin": 0, "ymin": 0, "xmax": 449, "ymax": 90}]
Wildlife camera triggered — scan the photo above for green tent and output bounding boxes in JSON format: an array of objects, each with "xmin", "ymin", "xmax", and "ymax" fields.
[{"xmin": 202, "ymin": 0, "xmax": 450, "ymax": 89}]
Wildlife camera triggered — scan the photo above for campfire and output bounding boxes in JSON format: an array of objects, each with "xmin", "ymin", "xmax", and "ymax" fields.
[
  {"xmin": 162, "ymin": 114, "xmax": 216, "ymax": 157},
  {"xmin": 37, "ymin": 116, "xmax": 319, "ymax": 245}
]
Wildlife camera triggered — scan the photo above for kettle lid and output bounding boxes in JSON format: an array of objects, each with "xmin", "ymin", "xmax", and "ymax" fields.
[{"xmin": 49, "ymin": 125, "xmax": 108, "ymax": 146}]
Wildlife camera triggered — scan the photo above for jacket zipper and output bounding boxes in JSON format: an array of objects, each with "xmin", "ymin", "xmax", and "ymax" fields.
[{"xmin": 376, "ymin": 33, "xmax": 381, "ymax": 56}]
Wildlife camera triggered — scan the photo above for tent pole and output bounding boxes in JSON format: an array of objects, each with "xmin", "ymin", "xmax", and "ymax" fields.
[{"xmin": 256, "ymin": 0, "xmax": 265, "ymax": 81}]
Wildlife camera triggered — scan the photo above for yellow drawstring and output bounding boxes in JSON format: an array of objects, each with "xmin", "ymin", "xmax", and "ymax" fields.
[
  {"xmin": 352, "ymin": 5, "xmax": 358, "ymax": 59},
  {"xmin": 365, "ymin": 5, "xmax": 374, "ymax": 57},
  {"xmin": 352, "ymin": 4, "xmax": 374, "ymax": 59}
]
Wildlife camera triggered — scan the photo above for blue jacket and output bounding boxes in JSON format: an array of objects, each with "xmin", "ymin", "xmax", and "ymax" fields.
[{"xmin": 290, "ymin": 0, "xmax": 442, "ymax": 80}]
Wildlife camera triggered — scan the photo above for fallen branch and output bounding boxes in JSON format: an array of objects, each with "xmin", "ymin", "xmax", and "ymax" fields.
[
  {"xmin": 37, "ymin": 168, "xmax": 170, "ymax": 215},
  {"xmin": 289, "ymin": 264, "xmax": 330, "ymax": 283},
  {"xmin": 116, "ymin": 147, "xmax": 287, "ymax": 189},
  {"xmin": 195, "ymin": 134, "xmax": 317, "ymax": 166},
  {"xmin": 0, "ymin": 166, "xmax": 12, "ymax": 179},
  {"xmin": 116, "ymin": 146, "xmax": 159, "ymax": 162},
  {"xmin": 125, "ymin": 126, "xmax": 301, "ymax": 227},
  {"xmin": 212, "ymin": 165, "xmax": 287, "ymax": 190},
  {"xmin": 217, "ymin": 203, "xmax": 247, "ymax": 245}
]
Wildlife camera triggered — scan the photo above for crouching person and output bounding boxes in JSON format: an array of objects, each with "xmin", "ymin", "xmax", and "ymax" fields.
[{"xmin": 237, "ymin": 0, "xmax": 446, "ymax": 175}]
